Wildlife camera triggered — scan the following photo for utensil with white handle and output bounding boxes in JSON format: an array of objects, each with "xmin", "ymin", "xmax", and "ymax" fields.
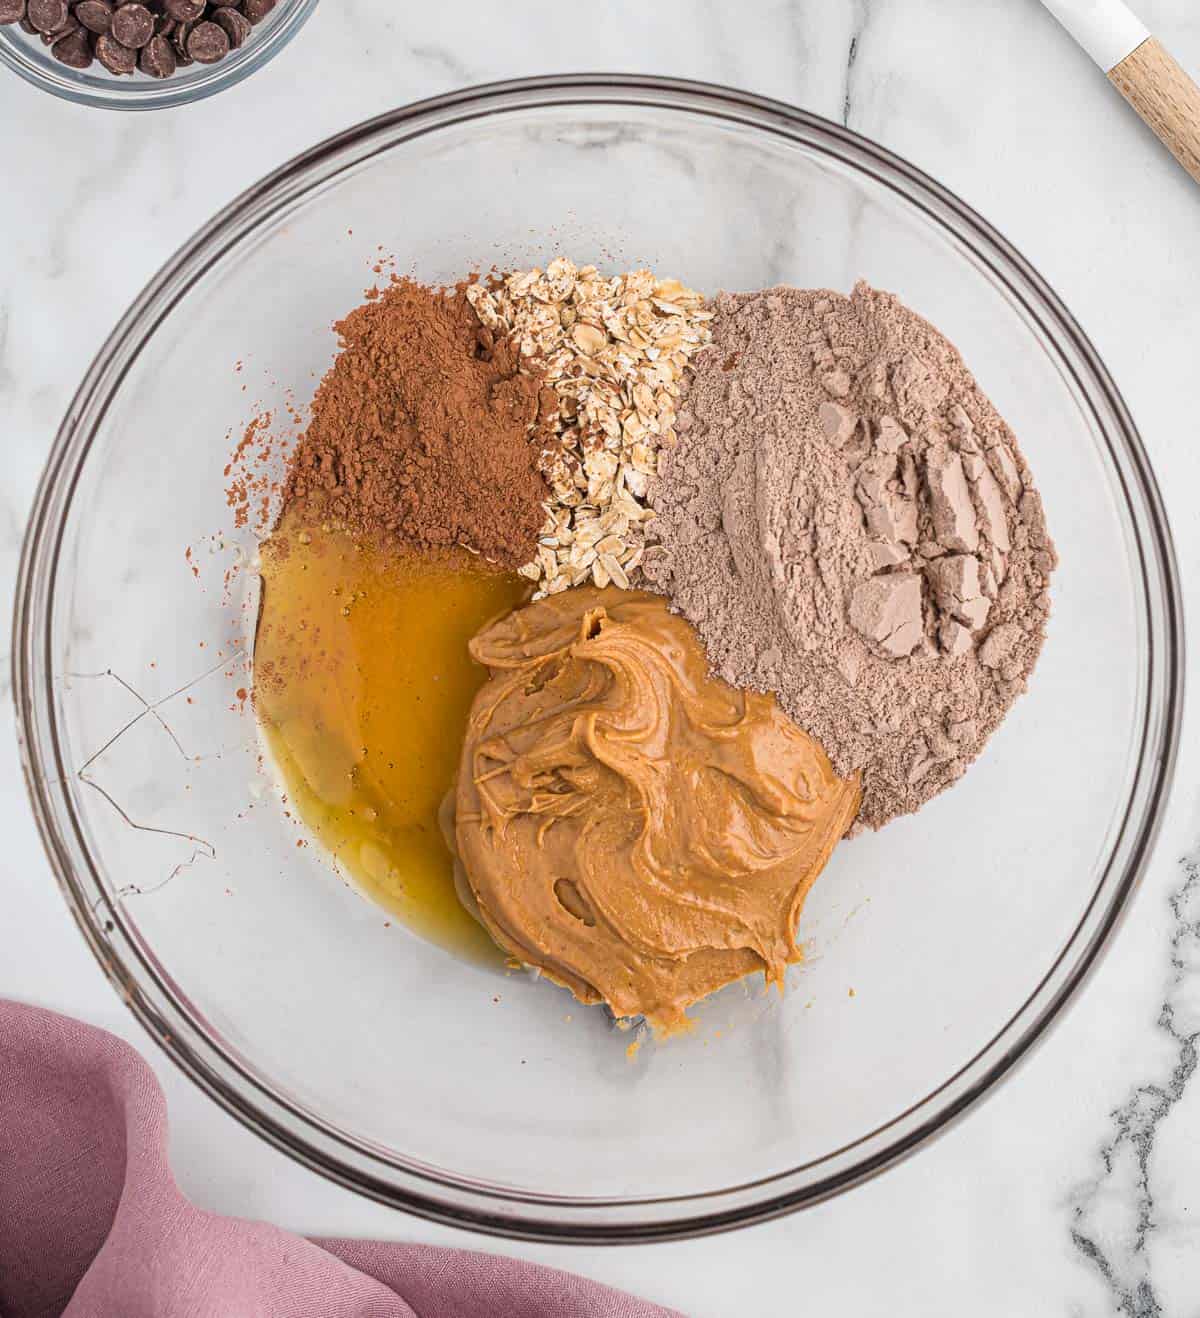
[{"xmin": 1042, "ymin": 0, "xmax": 1200, "ymax": 184}]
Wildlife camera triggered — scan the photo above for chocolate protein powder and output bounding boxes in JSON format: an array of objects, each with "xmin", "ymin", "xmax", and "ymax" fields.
[
  {"xmin": 643, "ymin": 282, "xmax": 1057, "ymax": 830},
  {"xmin": 282, "ymin": 278, "xmax": 549, "ymax": 570}
]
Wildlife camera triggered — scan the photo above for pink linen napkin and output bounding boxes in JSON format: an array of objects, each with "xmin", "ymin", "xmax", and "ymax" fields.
[{"xmin": 0, "ymin": 1000, "xmax": 682, "ymax": 1318}]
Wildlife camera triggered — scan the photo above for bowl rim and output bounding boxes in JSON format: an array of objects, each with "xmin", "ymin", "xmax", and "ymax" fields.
[
  {"xmin": 13, "ymin": 73, "xmax": 1185, "ymax": 1243},
  {"xmin": 0, "ymin": 0, "xmax": 317, "ymax": 110}
]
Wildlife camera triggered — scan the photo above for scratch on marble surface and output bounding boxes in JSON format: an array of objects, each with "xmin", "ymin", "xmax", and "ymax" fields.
[{"xmin": 1069, "ymin": 849, "xmax": 1200, "ymax": 1316}]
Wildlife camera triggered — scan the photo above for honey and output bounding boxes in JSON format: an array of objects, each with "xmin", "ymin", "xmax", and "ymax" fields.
[{"xmin": 253, "ymin": 511, "xmax": 528, "ymax": 961}]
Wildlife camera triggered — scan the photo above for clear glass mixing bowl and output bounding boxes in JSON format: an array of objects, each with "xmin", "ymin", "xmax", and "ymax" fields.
[{"xmin": 13, "ymin": 76, "xmax": 1183, "ymax": 1242}]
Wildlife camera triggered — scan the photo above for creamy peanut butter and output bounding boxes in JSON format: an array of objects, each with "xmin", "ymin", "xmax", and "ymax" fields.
[{"xmin": 453, "ymin": 588, "xmax": 861, "ymax": 1030}]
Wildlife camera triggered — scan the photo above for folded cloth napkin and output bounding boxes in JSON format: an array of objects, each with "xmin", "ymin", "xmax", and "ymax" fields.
[{"xmin": 0, "ymin": 1001, "xmax": 682, "ymax": 1318}]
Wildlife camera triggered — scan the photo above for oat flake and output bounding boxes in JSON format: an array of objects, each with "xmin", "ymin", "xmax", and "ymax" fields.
[{"xmin": 466, "ymin": 257, "xmax": 712, "ymax": 597}]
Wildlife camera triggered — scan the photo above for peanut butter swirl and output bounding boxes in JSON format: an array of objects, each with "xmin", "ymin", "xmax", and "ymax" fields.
[{"xmin": 454, "ymin": 588, "xmax": 861, "ymax": 1029}]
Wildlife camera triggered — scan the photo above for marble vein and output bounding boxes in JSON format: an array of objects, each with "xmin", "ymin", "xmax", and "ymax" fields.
[
  {"xmin": 842, "ymin": 0, "xmax": 871, "ymax": 127},
  {"xmin": 44, "ymin": 128, "xmax": 148, "ymax": 283},
  {"xmin": 0, "ymin": 301, "xmax": 12, "ymax": 393},
  {"xmin": 0, "ymin": 489, "xmax": 17, "ymax": 701},
  {"xmin": 1069, "ymin": 848, "xmax": 1200, "ymax": 1316},
  {"xmin": 408, "ymin": 42, "xmax": 477, "ymax": 86}
]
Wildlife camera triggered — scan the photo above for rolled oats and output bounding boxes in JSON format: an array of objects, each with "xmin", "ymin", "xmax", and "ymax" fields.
[{"xmin": 466, "ymin": 257, "xmax": 712, "ymax": 597}]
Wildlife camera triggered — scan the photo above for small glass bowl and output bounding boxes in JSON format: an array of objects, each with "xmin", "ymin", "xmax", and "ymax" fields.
[
  {"xmin": 14, "ymin": 77, "xmax": 1184, "ymax": 1241},
  {"xmin": 0, "ymin": 0, "xmax": 316, "ymax": 110}
]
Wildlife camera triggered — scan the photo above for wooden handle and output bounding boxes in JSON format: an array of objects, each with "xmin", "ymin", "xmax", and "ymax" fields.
[{"xmin": 1108, "ymin": 37, "xmax": 1200, "ymax": 184}]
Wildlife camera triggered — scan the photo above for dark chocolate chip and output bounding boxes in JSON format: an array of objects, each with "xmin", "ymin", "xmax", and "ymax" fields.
[
  {"xmin": 39, "ymin": 12, "xmax": 76, "ymax": 42},
  {"xmin": 185, "ymin": 16, "xmax": 226, "ymax": 61},
  {"xmin": 75, "ymin": 0, "xmax": 113, "ymax": 33},
  {"xmin": 13, "ymin": 0, "xmax": 271, "ymax": 80},
  {"xmin": 26, "ymin": 0, "xmax": 66, "ymax": 33},
  {"xmin": 51, "ymin": 25, "xmax": 93, "ymax": 65},
  {"xmin": 211, "ymin": 4, "xmax": 247, "ymax": 46},
  {"xmin": 94, "ymin": 30, "xmax": 136, "ymax": 71},
  {"xmin": 138, "ymin": 30, "xmax": 175, "ymax": 75},
  {"xmin": 110, "ymin": 2, "xmax": 152, "ymax": 47}
]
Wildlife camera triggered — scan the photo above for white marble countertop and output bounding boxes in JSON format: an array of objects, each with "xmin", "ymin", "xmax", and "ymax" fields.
[{"xmin": 3, "ymin": 2, "xmax": 1199, "ymax": 1313}]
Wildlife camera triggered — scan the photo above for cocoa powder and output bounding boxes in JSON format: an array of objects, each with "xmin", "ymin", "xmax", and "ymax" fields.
[{"xmin": 281, "ymin": 278, "xmax": 549, "ymax": 568}]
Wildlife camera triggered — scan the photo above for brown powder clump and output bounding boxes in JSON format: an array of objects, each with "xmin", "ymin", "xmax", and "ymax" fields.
[
  {"xmin": 281, "ymin": 278, "xmax": 549, "ymax": 568},
  {"xmin": 643, "ymin": 282, "xmax": 1057, "ymax": 831}
]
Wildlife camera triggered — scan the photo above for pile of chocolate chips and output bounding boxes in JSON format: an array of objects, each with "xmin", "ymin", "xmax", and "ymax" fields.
[{"xmin": 0, "ymin": 0, "xmax": 276, "ymax": 77}]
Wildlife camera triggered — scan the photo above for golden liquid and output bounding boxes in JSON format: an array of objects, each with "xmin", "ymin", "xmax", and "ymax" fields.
[{"xmin": 254, "ymin": 512, "xmax": 528, "ymax": 960}]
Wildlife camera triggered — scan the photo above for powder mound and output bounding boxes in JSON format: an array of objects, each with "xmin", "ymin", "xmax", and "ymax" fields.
[
  {"xmin": 281, "ymin": 278, "xmax": 549, "ymax": 569},
  {"xmin": 643, "ymin": 282, "xmax": 1058, "ymax": 830}
]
